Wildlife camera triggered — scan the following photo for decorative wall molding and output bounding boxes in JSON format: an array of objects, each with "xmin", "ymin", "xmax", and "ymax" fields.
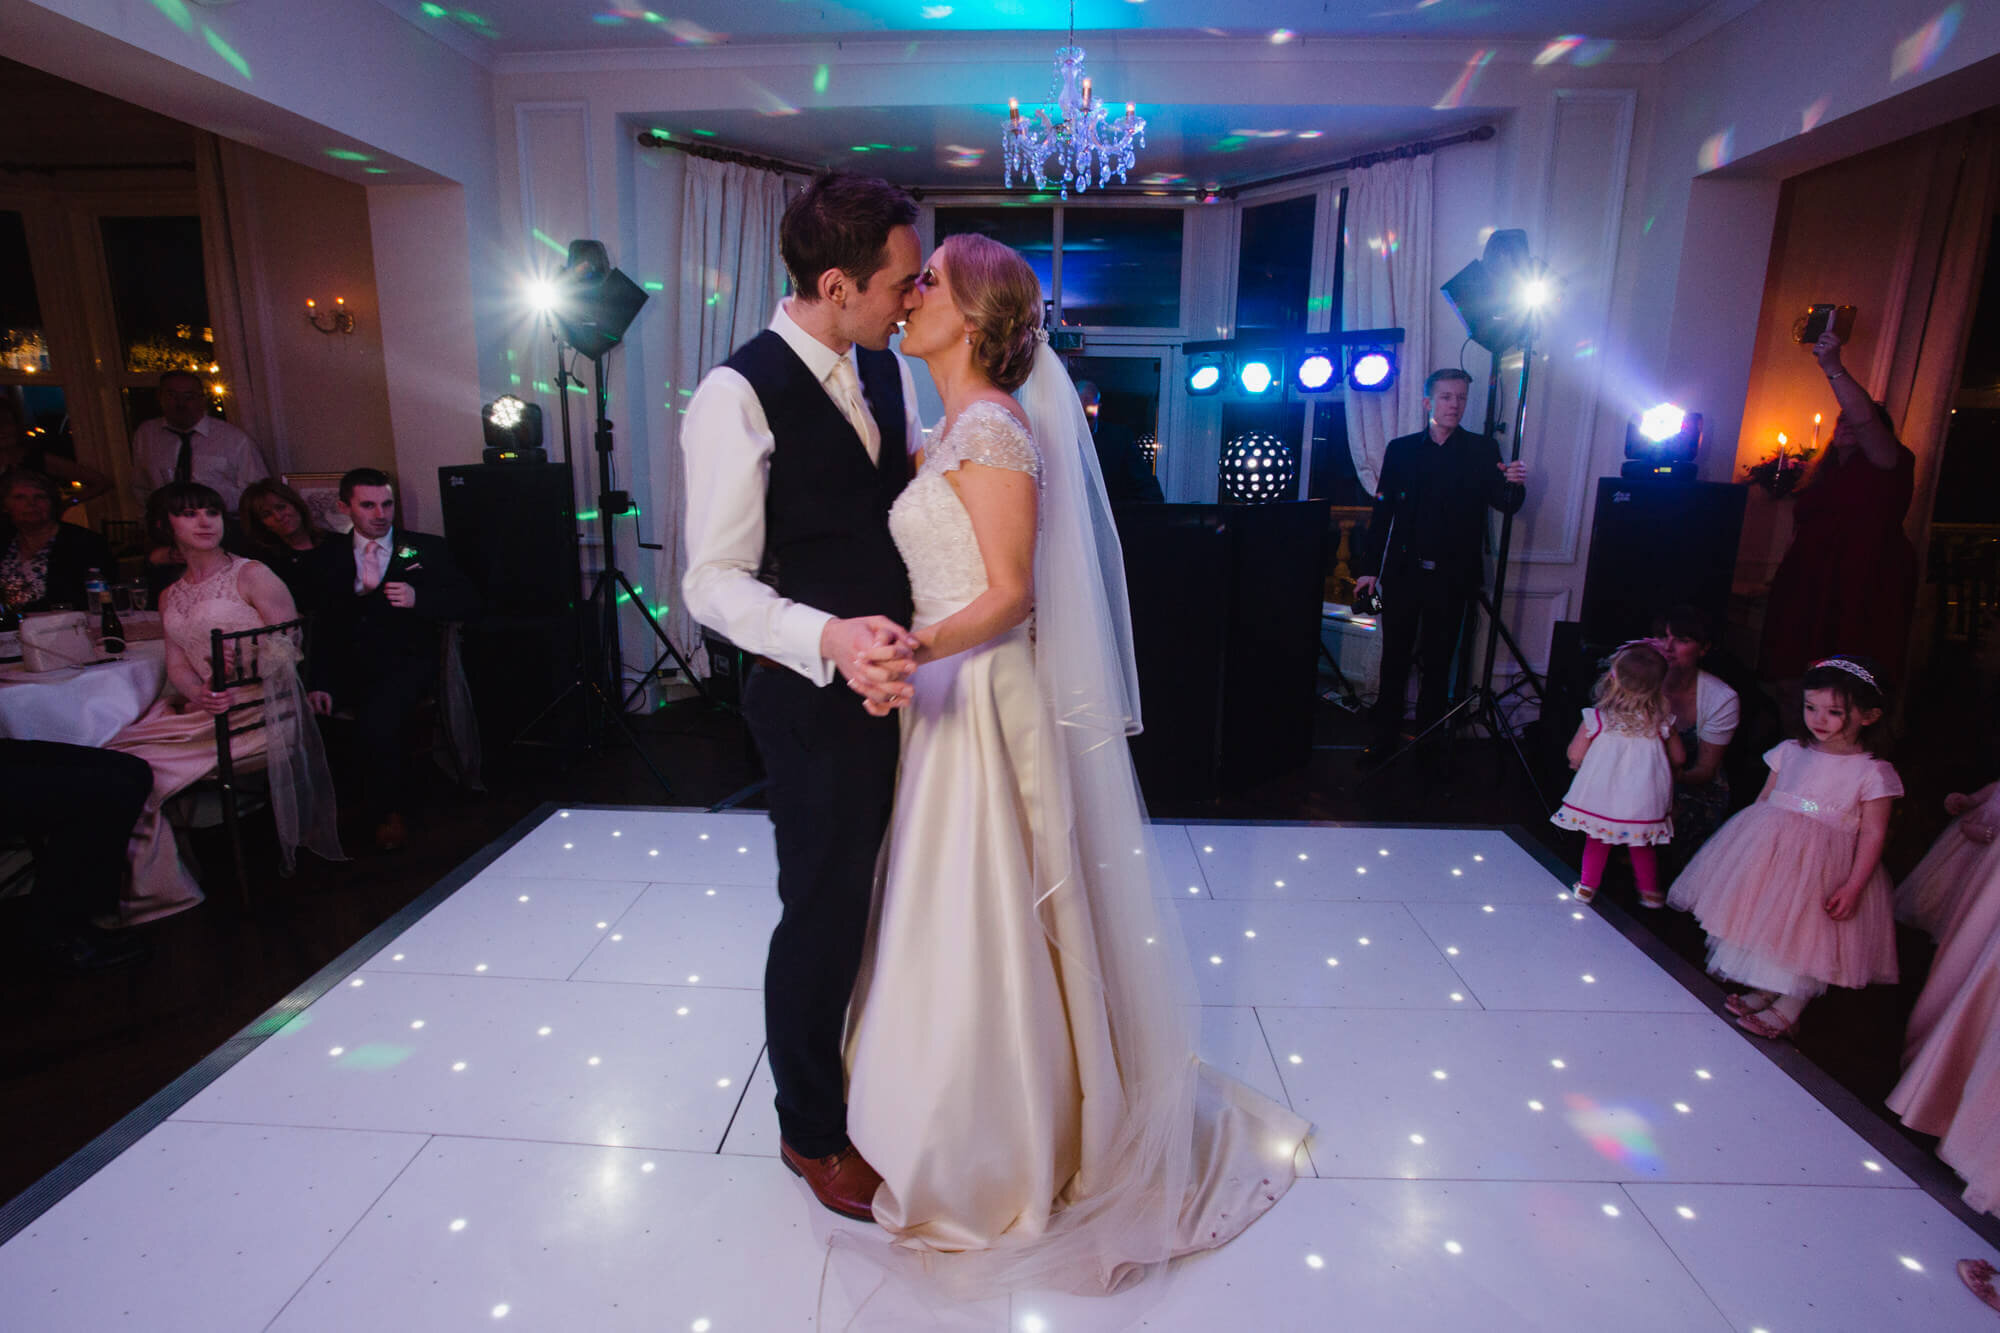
[{"xmin": 513, "ymin": 101, "xmax": 596, "ymax": 268}]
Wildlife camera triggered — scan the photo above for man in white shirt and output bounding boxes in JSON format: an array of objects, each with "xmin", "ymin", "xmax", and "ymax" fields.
[
  {"xmin": 129, "ymin": 369, "xmax": 270, "ymax": 511},
  {"xmin": 681, "ymin": 172, "xmax": 924, "ymax": 1223}
]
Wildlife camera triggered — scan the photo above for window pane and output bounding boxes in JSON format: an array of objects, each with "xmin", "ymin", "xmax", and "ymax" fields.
[
  {"xmin": 934, "ymin": 206, "xmax": 1055, "ymax": 304},
  {"xmin": 1308, "ymin": 402, "xmax": 1367, "ymax": 505},
  {"xmin": 99, "ymin": 215, "xmax": 215, "ymax": 375},
  {"xmin": 0, "ymin": 211, "xmax": 49, "ymax": 373},
  {"xmin": 2, "ymin": 383, "xmax": 75, "ymax": 464},
  {"xmin": 1060, "ymin": 208, "xmax": 1183, "ymax": 328},
  {"xmin": 1235, "ymin": 194, "xmax": 1317, "ymax": 334},
  {"xmin": 1068, "ymin": 354, "xmax": 1162, "ymax": 491}
]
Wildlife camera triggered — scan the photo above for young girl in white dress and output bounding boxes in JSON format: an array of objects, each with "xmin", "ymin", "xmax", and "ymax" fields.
[
  {"xmin": 1667, "ymin": 656, "xmax": 1902, "ymax": 1040},
  {"xmin": 1553, "ymin": 642, "xmax": 1683, "ymax": 907}
]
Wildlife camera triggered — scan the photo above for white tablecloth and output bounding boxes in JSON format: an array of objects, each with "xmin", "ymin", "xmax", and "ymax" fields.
[{"xmin": 0, "ymin": 639, "xmax": 168, "ymax": 748}]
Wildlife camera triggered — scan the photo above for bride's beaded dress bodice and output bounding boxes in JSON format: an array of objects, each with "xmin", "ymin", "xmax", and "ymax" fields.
[
  {"xmin": 889, "ymin": 400, "xmax": 1042, "ymax": 612},
  {"xmin": 163, "ymin": 555, "xmax": 265, "ymax": 669}
]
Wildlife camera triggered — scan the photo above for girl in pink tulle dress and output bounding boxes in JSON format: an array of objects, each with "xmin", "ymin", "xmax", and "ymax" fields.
[
  {"xmin": 1552, "ymin": 642, "xmax": 1684, "ymax": 908},
  {"xmin": 1887, "ymin": 782, "xmax": 2000, "ymax": 1216},
  {"xmin": 1667, "ymin": 656, "xmax": 1901, "ymax": 1040}
]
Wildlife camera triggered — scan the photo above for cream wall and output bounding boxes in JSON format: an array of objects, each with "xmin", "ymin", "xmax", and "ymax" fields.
[
  {"xmin": 3, "ymin": 0, "xmax": 507, "ymax": 527},
  {"xmin": 221, "ymin": 142, "xmax": 397, "ymax": 483}
]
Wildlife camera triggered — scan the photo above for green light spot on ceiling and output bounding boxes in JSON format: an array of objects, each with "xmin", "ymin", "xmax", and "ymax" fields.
[
  {"xmin": 678, "ymin": 388, "xmax": 694, "ymax": 397},
  {"xmin": 692, "ymin": 129, "xmax": 717, "ymax": 138},
  {"xmin": 530, "ymin": 228, "xmax": 568, "ymax": 256},
  {"xmin": 1643, "ymin": 216, "xmax": 1656, "ymax": 234},
  {"xmin": 642, "ymin": 281, "xmax": 665, "ymax": 292},
  {"xmin": 340, "ymin": 1043, "xmax": 414, "ymax": 1071},
  {"xmin": 813, "ymin": 65, "xmax": 831, "ymax": 95},
  {"xmin": 364, "ymin": 167, "xmax": 389, "ymax": 175},
  {"xmin": 204, "ymin": 27, "xmax": 254, "ymax": 80},
  {"xmin": 149, "ymin": 0, "xmax": 195, "ymax": 35},
  {"xmin": 509, "ymin": 373, "xmax": 521, "ymax": 386},
  {"xmin": 851, "ymin": 146, "xmax": 871, "ymax": 153},
  {"xmin": 644, "ymin": 10, "xmax": 664, "ymax": 20},
  {"xmin": 326, "ymin": 148, "xmax": 373, "ymax": 162},
  {"xmin": 420, "ymin": 2, "xmax": 447, "ymax": 16}
]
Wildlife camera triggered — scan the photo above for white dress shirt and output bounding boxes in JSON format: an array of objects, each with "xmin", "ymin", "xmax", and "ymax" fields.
[
  {"xmin": 130, "ymin": 414, "xmax": 271, "ymax": 508},
  {"xmin": 353, "ymin": 527, "xmax": 395, "ymax": 595},
  {"xmin": 681, "ymin": 301, "xmax": 924, "ymax": 686}
]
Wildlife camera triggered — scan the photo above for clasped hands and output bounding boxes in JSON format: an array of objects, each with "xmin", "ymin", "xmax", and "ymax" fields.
[
  {"xmin": 824, "ymin": 615, "xmax": 921, "ymax": 717},
  {"xmin": 1947, "ymin": 791, "xmax": 1997, "ymax": 845}
]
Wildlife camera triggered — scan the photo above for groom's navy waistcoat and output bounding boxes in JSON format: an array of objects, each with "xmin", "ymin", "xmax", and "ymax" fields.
[{"xmin": 724, "ymin": 330, "xmax": 914, "ymax": 638}]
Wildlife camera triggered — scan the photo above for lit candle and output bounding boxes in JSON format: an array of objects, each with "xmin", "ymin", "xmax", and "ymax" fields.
[
  {"xmin": 1081, "ymin": 76, "xmax": 1092, "ymax": 106},
  {"xmin": 1009, "ymin": 97, "xmax": 1019, "ymax": 121},
  {"xmin": 1811, "ymin": 411, "xmax": 1821, "ymax": 452}
]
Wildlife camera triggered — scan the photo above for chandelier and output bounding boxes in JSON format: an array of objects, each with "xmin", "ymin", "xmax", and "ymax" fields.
[{"xmin": 1003, "ymin": 2, "xmax": 1145, "ymax": 198}]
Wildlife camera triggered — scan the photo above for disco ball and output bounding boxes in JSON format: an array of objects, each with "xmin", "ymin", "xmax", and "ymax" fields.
[
  {"xmin": 1219, "ymin": 432, "xmax": 1296, "ymax": 503},
  {"xmin": 1136, "ymin": 431, "xmax": 1159, "ymax": 469}
]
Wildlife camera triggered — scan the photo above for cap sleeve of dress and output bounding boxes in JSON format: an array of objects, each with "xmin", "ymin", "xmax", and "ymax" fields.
[
  {"xmin": 943, "ymin": 400, "xmax": 1042, "ymax": 478},
  {"xmin": 1860, "ymin": 758, "xmax": 1904, "ymax": 803},
  {"xmin": 1763, "ymin": 739, "xmax": 1797, "ymax": 772}
]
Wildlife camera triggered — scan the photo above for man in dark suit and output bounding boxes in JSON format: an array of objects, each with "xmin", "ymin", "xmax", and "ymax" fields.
[
  {"xmin": 1353, "ymin": 368, "xmax": 1528, "ymax": 766},
  {"xmin": 1075, "ymin": 380, "xmax": 1164, "ymax": 504},
  {"xmin": 299, "ymin": 468, "xmax": 478, "ymax": 850}
]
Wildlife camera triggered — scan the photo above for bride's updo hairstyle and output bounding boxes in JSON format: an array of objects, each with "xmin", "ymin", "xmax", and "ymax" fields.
[{"xmin": 940, "ymin": 233, "xmax": 1043, "ymax": 393}]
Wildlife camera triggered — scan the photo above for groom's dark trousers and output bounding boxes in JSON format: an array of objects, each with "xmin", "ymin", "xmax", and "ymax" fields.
[{"xmin": 726, "ymin": 330, "xmax": 913, "ymax": 1159}]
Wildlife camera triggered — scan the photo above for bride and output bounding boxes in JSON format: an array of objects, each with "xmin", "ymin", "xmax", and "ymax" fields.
[{"xmin": 841, "ymin": 234, "xmax": 1309, "ymax": 1296}]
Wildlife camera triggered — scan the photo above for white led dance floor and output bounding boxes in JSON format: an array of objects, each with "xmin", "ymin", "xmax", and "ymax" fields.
[{"xmin": 3, "ymin": 810, "xmax": 1997, "ymax": 1331}]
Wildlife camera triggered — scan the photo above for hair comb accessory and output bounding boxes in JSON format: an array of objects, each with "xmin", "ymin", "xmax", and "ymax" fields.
[{"xmin": 1811, "ymin": 656, "xmax": 1880, "ymax": 690}]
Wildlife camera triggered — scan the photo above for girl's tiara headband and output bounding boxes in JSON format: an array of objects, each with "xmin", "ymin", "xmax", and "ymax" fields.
[{"xmin": 1810, "ymin": 657, "xmax": 1880, "ymax": 690}]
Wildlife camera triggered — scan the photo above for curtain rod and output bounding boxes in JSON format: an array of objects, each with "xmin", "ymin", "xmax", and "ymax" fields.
[
  {"xmin": 1219, "ymin": 124, "xmax": 1495, "ymax": 197},
  {"xmin": 634, "ymin": 129, "xmax": 818, "ymax": 178}
]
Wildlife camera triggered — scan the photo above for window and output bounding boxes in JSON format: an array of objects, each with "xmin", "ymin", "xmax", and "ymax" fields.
[
  {"xmin": 1235, "ymin": 194, "xmax": 1318, "ymax": 333},
  {"xmin": 0, "ymin": 211, "xmax": 47, "ymax": 373},
  {"xmin": 934, "ymin": 206, "xmax": 1055, "ymax": 303},
  {"xmin": 99, "ymin": 215, "xmax": 214, "ymax": 375},
  {"xmin": 933, "ymin": 203, "xmax": 1183, "ymax": 329},
  {"xmin": 1059, "ymin": 208, "xmax": 1182, "ymax": 328}
]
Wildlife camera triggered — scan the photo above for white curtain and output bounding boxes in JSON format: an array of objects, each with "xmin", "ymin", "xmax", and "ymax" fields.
[
  {"xmin": 648, "ymin": 155, "xmax": 794, "ymax": 661},
  {"xmin": 1341, "ymin": 154, "xmax": 1433, "ymax": 495}
]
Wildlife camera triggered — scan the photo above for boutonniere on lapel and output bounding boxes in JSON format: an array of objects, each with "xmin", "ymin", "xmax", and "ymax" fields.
[{"xmin": 395, "ymin": 545, "xmax": 421, "ymax": 569}]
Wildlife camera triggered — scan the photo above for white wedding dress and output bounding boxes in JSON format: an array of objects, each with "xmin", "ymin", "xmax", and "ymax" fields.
[{"xmin": 843, "ymin": 388, "xmax": 1309, "ymax": 1298}]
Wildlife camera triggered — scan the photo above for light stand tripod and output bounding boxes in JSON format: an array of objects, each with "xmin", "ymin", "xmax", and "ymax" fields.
[
  {"xmin": 512, "ymin": 350, "xmax": 707, "ymax": 795},
  {"xmin": 1373, "ymin": 336, "xmax": 1551, "ymax": 812}
]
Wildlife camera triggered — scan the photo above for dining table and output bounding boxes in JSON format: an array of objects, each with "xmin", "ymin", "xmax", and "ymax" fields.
[{"xmin": 0, "ymin": 615, "xmax": 169, "ymax": 749}]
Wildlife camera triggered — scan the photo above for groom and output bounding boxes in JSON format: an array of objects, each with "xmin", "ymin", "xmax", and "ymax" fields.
[{"xmin": 681, "ymin": 173, "xmax": 925, "ymax": 1221}]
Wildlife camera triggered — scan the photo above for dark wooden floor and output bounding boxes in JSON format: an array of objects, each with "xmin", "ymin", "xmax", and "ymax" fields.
[{"xmin": 0, "ymin": 667, "xmax": 1977, "ymax": 1210}]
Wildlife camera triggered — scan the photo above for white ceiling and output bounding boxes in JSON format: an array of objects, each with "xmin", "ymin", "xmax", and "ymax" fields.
[
  {"xmin": 637, "ymin": 102, "xmax": 1497, "ymax": 191},
  {"xmin": 395, "ymin": 0, "xmax": 1724, "ymax": 52}
]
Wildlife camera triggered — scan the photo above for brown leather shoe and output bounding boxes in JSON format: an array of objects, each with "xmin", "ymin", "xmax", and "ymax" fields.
[
  {"xmin": 374, "ymin": 813, "xmax": 409, "ymax": 853},
  {"xmin": 780, "ymin": 1140, "xmax": 882, "ymax": 1222}
]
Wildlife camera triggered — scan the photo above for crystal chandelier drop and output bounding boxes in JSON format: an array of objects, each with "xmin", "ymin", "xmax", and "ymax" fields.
[{"xmin": 1003, "ymin": 2, "xmax": 1145, "ymax": 198}]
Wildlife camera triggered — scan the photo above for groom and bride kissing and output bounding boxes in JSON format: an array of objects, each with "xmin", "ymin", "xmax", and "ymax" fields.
[{"xmin": 681, "ymin": 172, "xmax": 1308, "ymax": 1296}]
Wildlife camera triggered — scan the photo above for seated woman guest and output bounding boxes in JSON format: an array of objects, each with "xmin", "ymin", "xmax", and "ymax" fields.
[
  {"xmin": 1759, "ymin": 330, "xmax": 1919, "ymax": 684},
  {"xmin": 0, "ymin": 469, "xmax": 114, "ymax": 613},
  {"xmin": 103, "ymin": 482, "xmax": 341, "ymax": 925},
  {"xmin": 238, "ymin": 479, "xmax": 327, "ymax": 593},
  {"xmin": 1654, "ymin": 605, "xmax": 1741, "ymax": 865}
]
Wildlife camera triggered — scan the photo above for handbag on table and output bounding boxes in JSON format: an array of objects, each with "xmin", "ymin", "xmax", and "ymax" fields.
[{"xmin": 19, "ymin": 611, "xmax": 95, "ymax": 672}]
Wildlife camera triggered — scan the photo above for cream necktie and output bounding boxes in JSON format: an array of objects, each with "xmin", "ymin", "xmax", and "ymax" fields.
[
  {"xmin": 360, "ymin": 540, "xmax": 384, "ymax": 593},
  {"xmin": 827, "ymin": 356, "xmax": 879, "ymax": 463}
]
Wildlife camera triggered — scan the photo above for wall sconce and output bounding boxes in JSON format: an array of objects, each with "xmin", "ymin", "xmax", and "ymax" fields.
[{"xmin": 305, "ymin": 298, "xmax": 356, "ymax": 335}]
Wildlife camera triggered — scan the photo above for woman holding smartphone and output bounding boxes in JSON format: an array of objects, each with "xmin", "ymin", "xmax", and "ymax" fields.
[{"xmin": 1759, "ymin": 330, "xmax": 1918, "ymax": 685}]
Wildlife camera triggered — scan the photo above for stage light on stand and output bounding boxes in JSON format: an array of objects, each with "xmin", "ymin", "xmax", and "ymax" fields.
[
  {"xmin": 1237, "ymin": 355, "xmax": 1279, "ymax": 397},
  {"xmin": 1219, "ymin": 431, "xmax": 1296, "ymax": 503},
  {"xmin": 1294, "ymin": 350, "xmax": 1338, "ymax": 394},
  {"xmin": 482, "ymin": 394, "xmax": 546, "ymax": 464},
  {"xmin": 1622, "ymin": 402, "xmax": 1702, "ymax": 480},
  {"xmin": 1186, "ymin": 352, "xmax": 1225, "ymax": 395},
  {"xmin": 1346, "ymin": 347, "xmax": 1397, "ymax": 392}
]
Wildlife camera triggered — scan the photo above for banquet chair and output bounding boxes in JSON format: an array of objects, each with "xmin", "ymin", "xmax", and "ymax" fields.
[{"xmin": 195, "ymin": 615, "xmax": 310, "ymax": 907}]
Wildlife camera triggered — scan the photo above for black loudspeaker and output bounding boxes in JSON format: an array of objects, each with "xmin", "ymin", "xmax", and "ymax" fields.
[
  {"xmin": 1118, "ymin": 501, "xmax": 1325, "ymax": 802},
  {"xmin": 438, "ymin": 463, "xmax": 581, "ymax": 617},
  {"xmin": 439, "ymin": 463, "xmax": 588, "ymax": 749},
  {"xmin": 1579, "ymin": 477, "xmax": 1746, "ymax": 646}
]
